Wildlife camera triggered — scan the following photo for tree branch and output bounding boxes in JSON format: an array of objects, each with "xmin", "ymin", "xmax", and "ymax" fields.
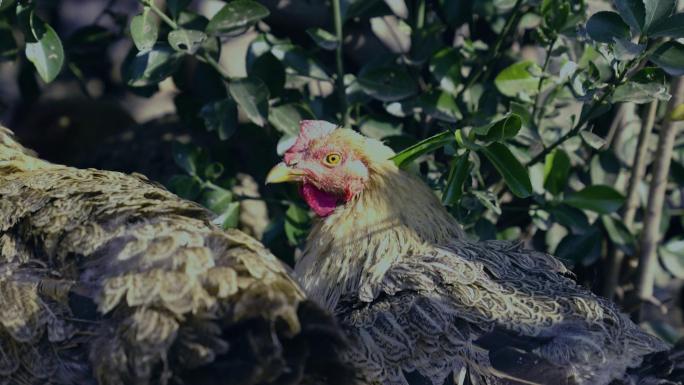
[
  {"xmin": 602, "ymin": 101, "xmax": 657, "ymax": 300},
  {"xmin": 635, "ymin": 76, "xmax": 684, "ymax": 312}
]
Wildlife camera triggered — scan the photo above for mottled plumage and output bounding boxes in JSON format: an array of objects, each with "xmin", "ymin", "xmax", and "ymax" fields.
[
  {"xmin": 0, "ymin": 127, "xmax": 351, "ymax": 385},
  {"xmin": 268, "ymin": 122, "xmax": 679, "ymax": 385}
]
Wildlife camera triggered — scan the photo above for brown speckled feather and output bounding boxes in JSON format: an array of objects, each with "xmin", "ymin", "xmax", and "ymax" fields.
[{"xmin": 0, "ymin": 127, "xmax": 352, "ymax": 385}]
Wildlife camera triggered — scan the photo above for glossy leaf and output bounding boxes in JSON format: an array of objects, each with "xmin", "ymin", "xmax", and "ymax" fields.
[
  {"xmin": 442, "ymin": 153, "xmax": 471, "ymax": 205},
  {"xmin": 206, "ymin": 0, "xmax": 270, "ymax": 35},
  {"xmin": 199, "ymin": 98, "xmax": 238, "ymax": 140},
  {"xmin": 285, "ymin": 204, "xmax": 310, "ymax": 245},
  {"xmin": 271, "ymin": 44, "xmax": 330, "ymax": 81},
  {"xmin": 391, "ymin": 130, "xmax": 453, "ymax": 167},
  {"xmin": 306, "ymin": 28, "xmax": 338, "ymax": 50},
  {"xmin": 494, "ymin": 61, "xmax": 543, "ymax": 98},
  {"xmin": 643, "ymin": 0, "xmax": 675, "ymax": 33},
  {"xmin": 544, "ymin": 149, "xmax": 570, "ymax": 195},
  {"xmin": 601, "ymin": 215, "xmax": 636, "ymax": 254},
  {"xmin": 358, "ymin": 66, "xmax": 418, "ymax": 102},
  {"xmin": 612, "ymin": 81, "xmax": 670, "ymax": 103},
  {"xmin": 549, "ymin": 204, "xmax": 589, "ymax": 234},
  {"xmin": 659, "ymin": 239, "xmax": 684, "ymax": 279},
  {"xmin": 268, "ymin": 103, "xmax": 314, "ymax": 136},
  {"xmin": 481, "ymin": 142, "xmax": 533, "ymax": 198},
  {"xmin": 429, "ymin": 47, "xmax": 461, "ymax": 95},
  {"xmin": 555, "ymin": 226, "xmax": 602, "ymax": 266},
  {"xmin": 168, "ymin": 29, "xmax": 207, "ymax": 54},
  {"xmin": 648, "ymin": 13, "xmax": 684, "ymax": 37},
  {"xmin": 228, "ymin": 76, "xmax": 269, "ymax": 126},
  {"xmin": 614, "ymin": 0, "xmax": 645, "ymax": 32},
  {"xmin": 130, "ymin": 7, "xmax": 159, "ymax": 51},
  {"xmin": 0, "ymin": 0, "xmax": 14, "ymax": 11},
  {"xmin": 24, "ymin": 13, "xmax": 64, "ymax": 83},
  {"xmin": 650, "ymin": 41, "xmax": 684, "ymax": 76},
  {"xmin": 123, "ymin": 44, "xmax": 183, "ymax": 87},
  {"xmin": 473, "ymin": 114, "xmax": 522, "ymax": 142},
  {"xmin": 216, "ymin": 202, "xmax": 240, "ymax": 229},
  {"xmin": 249, "ymin": 52, "xmax": 286, "ymax": 97},
  {"xmin": 586, "ymin": 11, "xmax": 630, "ymax": 43},
  {"xmin": 419, "ymin": 91, "xmax": 462, "ymax": 123},
  {"xmin": 167, "ymin": 0, "xmax": 192, "ymax": 19},
  {"xmin": 580, "ymin": 131, "xmax": 606, "ymax": 149},
  {"xmin": 564, "ymin": 185, "xmax": 625, "ymax": 214}
]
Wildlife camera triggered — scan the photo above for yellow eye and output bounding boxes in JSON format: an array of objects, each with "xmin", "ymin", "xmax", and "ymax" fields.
[{"xmin": 324, "ymin": 153, "xmax": 342, "ymax": 166}]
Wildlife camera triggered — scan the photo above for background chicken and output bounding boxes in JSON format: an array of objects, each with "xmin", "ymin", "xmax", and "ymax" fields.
[
  {"xmin": 0, "ymin": 126, "xmax": 352, "ymax": 385},
  {"xmin": 266, "ymin": 120, "xmax": 684, "ymax": 385}
]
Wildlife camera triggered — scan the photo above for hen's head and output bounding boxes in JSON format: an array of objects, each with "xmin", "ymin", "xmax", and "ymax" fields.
[{"xmin": 266, "ymin": 120, "xmax": 395, "ymax": 216}]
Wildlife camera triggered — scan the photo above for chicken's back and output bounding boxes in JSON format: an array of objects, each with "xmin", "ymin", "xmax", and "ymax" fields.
[
  {"xmin": 0, "ymin": 128, "xmax": 352, "ymax": 385},
  {"xmin": 338, "ymin": 239, "xmax": 668, "ymax": 385}
]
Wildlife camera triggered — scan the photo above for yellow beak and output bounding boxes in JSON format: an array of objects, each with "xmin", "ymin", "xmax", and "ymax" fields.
[{"xmin": 265, "ymin": 162, "xmax": 301, "ymax": 184}]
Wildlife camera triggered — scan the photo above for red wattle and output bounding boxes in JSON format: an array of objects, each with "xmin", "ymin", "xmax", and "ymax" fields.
[{"xmin": 300, "ymin": 183, "xmax": 339, "ymax": 217}]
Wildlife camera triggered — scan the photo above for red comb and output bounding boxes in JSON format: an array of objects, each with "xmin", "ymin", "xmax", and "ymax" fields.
[{"xmin": 284, "ymin": 120, "xmax": 338, "ymax": 158}]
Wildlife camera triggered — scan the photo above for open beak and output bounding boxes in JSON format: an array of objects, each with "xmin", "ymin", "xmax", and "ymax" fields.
[{"xmin": 265, "ymin": 162, "xmax": 302, "ymax": 184}]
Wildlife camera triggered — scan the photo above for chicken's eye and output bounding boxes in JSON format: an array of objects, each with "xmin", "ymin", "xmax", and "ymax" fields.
[{"xmin": 323, "ymin": 153, "xmax": 342, "ymax": 166}]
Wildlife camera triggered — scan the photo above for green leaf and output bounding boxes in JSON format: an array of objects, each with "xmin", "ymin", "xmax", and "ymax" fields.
[
  {"xmin": 555, "ymin": 226, "xmax": 602, "ymax": 265},
  {"xmin": 563, "ymin": 185, "xmax": 625, "ymax": 214},
  {"xmin": 268, "ymin": 103, "xmax": 314, "ymax": 136},
  {"xmin": 614, "ymin": 0, "xmax": 645, "ymax": 32},
  {"xmin": 123, "ymin": 44, "xmax": 183, "ymax": 87},
  {"xmin": 24, "ymin": 13, "xmax": 64, "ymax": 83},
  {"xmin": 359, "ymin": 117, "xmax": 402, "ymax": 139},
  {"xmin": 167, "ymin": 0, "xmax": 192, "ymax": 19},
  {"xmin": 643, "ymin": 0, "xmax": 675, "ymax": 33},
  {"xmin": 249, "ymin": 52, "xmax": 285, "ymax": 97},
  {"xmin": 481, "ymin": 142, "xmax": 533, "ymax": 198},
  {"xmin": 473, "ymin": 114, "xmax": 522, "ymax": 142},
  {"xmin": 494, "ymin": 61, "xmax": 542, "ymax": 98},
  {"xmin": 442, "ymin": 153, "xmax": 471, "ymax": 205},
  {"xmin": 0, "ymin": 22, "xmax": 17, "ymax": 61},
  {"xmin": 0, "ymin": 0, "xmax": 15, "ymax": 11},
  {"xmin": 168, "ymin": 29, "xmax": 207, "ymax": 54},
  {"xmin": 228, "ymin": 76, "xmax": 269, "ymax": 126},
  {"xmin": 549, "ymin": 204, "xmax": 589, "ymax": 234},
  {"xmin": 429, "ymin": 47, "xmax": 461, "ymax": 95},
  {"xmin": 418, "ymin": 91, "xmax": 462, "ymax": 123},
  {"xmin": 659, "ymin": 239, "xmax": 684, "ymax": 279},
  {"xmin": 206, "ymin": 0, "xmax": 270, "ymax": 35},
  {"xmin": 216, "ymin": 202, "xmax": 241, "ymax": 229},
  {"xmin": 358, "ymin": 66, "xmax": 418, "ymax": 102},
  {"xmin": 202, "ymin": 187, "xmax": 233, "ymax": 214},
  {"xmin": 306, "ymin": 28, "xmax": 338, "ymax": 50},
  {"xmin": 167, "ymin": 175, "xmax": 201, "ymax": 200},
  {"xmin": 648, "ymin": 13, "xmax": 684, "ymax": 37},
  {"xmin": 285, "ymin": 204, "xmax": 310, "ymax": 245},
  {"xmin": 204, "ymin": 162, "xmax": 225, "ymax": 181},
  {"xmin": 199, "ymin": 98, "xmax": 238, "ymax": 140},
  {"xmin": 271, "ymin": 44, "xmax": 330, "ymax": 81},
  {"xmin": 601, "ymin": 215, "xmax": 636, "ymax": 254},
  {"xmin": 650, "ymin": 41, "xmax": 684, "ymax": 76},
  {"xmin": 172, "ymin": 142, "xmax": 204, "ymax": 175},
  {"xmin": 543, "ymin": 149, "xmax": 570, "ymax": 195},
  {"xmin": 391, "ymin": 130, "xmax": 454, "ymax": 167},
  {"xmin": 130, "ymin": 7, "xmax": 159, "ymax": 51},
  {"xmin": 586, "ymin": 11, "xmax": 630, "ymax": 43},
  {"xmin": 438, "ymin": 0, "xmax": 470, "ymax": 27},
  {"xmin": 612, "ymin": 81, "xmax": 670, "ymax": 104}
]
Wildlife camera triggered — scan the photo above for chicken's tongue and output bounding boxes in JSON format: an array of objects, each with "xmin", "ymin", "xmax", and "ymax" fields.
[{"xmin": 300, "ymin": 183, "xmax": 339, "ymax": 217}]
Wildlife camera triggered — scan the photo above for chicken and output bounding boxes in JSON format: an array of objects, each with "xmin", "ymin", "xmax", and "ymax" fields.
[
  {"xmin": 0, "ymin": 126, "xmax": 352, "ymax": 385},
  {"xmin": 266, "ymin": 120, "xmax": 681, "ymax": 385}
]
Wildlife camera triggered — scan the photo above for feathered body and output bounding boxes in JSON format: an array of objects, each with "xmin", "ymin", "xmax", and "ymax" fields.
[
  {"xmin": 0, "ymin": 127, "xmax": 350, "ymax": 385},
  {"xmin": 268, "ymin": 121, "xmax": 677, "ymax": 385}
]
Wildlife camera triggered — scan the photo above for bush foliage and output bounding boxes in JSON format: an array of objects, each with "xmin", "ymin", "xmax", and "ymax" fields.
[{"xmin": 1, "ymin": 0, "xmax": 684, "ymax": 341}]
